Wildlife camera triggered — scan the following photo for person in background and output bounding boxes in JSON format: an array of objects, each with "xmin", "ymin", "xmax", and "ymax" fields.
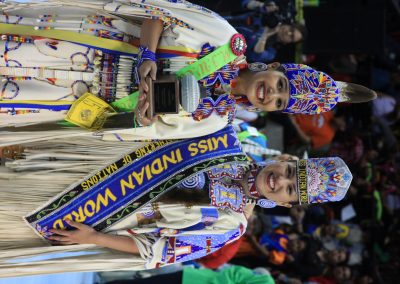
[
  {"xmin": 235, "ymin": 23, "xmax": 306, "ymax": 63},
  {"xmin": 288, "ymin": 111, "xmax": 346, "ymax": 154},
  {"xmin": 284, "ymin": 238, "xmax": 349, "ymax": 280},
  {"xmin": 106, "ymin": 265, "xmax": 275, "ymax": 284},
  {"xmin": 312, "ymin": 222, "xmax": 363, "ymax": 248},
  {"xmin": 307, "ymin": 265, "xmax": 352, "ymax": 284}
]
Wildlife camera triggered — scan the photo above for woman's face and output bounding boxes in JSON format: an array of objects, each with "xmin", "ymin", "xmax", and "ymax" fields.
[
  {"xmin": 255, "ymin": 161, "xmax": 298, "ymax": 204},
  {"xmin": 277, "ymin": 25, "xmax": 303, "ymax": 44},
  {"xmin": 243, "ymin": 67, "xmax": 290, "ymax": 112}
]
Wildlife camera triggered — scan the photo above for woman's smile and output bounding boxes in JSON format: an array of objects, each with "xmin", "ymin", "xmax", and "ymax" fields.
[
  {"xmin": 266, "ymin": 172, "xmax": 276, "ymax": 191},
  {"xmin": 256, "ymin": 82, "xmax": 266, "ymax": 103}
]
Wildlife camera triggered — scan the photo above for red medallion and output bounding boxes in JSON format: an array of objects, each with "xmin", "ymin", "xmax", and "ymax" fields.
[{"xmin": 230, "ymin": 33, "xmax": 247, "ymax": 56}]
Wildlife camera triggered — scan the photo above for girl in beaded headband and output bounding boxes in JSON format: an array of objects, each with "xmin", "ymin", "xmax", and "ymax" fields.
[
  {"xmin": 137, "ymin": 31, "xmax": 377, "ymax": 128},
  {"xmin": 230, "ymin": 156, "xmax": 351, "ymax": 208},
  {"xmin": 138, "ymin": 155, "xmax": 353, "ymax": 210},
  {"xmin": 0, "ymin": 1, "xmax": 376, "ymax": 144},
  {"xmin": 251, "ymin": 156, "xmax": 353, "ymax": 207},
  {"xmin": 225, "ymin": 62, "xmax": 378, "ymax": 115},
  {"xmin": 33, "ymin": 156, "xmax": 354, "ymax": 264},
  {"xmin": 183, "ymin": 155, "xmax": 353, "ymax": 209}
]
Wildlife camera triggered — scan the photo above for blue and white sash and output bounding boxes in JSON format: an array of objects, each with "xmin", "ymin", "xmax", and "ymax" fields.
[{"xmin": 25, "ymin": 126, "xmax": 248, "ymax": 239}]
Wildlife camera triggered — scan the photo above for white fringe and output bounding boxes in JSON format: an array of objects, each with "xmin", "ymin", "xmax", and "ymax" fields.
[
  {"xmin": 0, "ymin": 137, "xmax": 149, "ymax": 277},
  {"xmin": 0, "ymin": 130, "xmax": 93, "ymax": 147}
]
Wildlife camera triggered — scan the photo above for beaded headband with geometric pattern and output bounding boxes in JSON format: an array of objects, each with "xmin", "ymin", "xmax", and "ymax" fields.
[
  {"xmin": 281, "ymin": 63, "xmax": 347, "ymax": 115},
  {"xmin": 297, "ymin": 157, "xmax": 353, "ymax": 204}
]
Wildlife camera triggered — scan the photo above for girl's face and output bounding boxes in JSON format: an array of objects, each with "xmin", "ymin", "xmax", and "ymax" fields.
[
  {"xmin": 243, "ymin": 65, "xmax": 291, "ymax": 112},
  {"xmin": 255, "ymin": 161, "xmax": 298, "ymax": 204}
]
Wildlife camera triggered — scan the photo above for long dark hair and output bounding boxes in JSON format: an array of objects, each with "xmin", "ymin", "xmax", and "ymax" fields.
[{"xmin": 156, "ymin": 183, "xmax": 211, "ymax": 206}]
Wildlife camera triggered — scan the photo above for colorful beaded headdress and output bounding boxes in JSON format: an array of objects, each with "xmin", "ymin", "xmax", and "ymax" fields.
[
  {"xmin": 281, "ymin": 63, "xmax": 340, "ymax": 114},
  {"xmin": 297, "ymin": 157, "xmax": 352, "ymax": 204}
]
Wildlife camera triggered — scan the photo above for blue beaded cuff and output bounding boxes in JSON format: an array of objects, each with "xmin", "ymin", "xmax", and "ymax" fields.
[{"xmin": 134, "ymin": 45, "xmax": 157, "ymax": 83}]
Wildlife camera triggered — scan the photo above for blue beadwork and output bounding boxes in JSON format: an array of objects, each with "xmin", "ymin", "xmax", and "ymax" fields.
[
  {"xmin": 134, "ymin": 45, "xmax": 157, "ymax": 83},
  {"xmin": 177, "ymin": 173, "xmax": 206, "ymax": 190}
]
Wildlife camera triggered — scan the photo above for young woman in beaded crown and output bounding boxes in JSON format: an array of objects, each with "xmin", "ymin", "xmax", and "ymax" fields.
[{"xmin": 0, "ymin": 134, "xmax": 353, "ymax": 277}]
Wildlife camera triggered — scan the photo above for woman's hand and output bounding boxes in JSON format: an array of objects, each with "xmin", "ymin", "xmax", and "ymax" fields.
[
  {"xmin": 138, "ymin": 60, "xmax": 157, "ymax": 98},
  {"xmin": 49, "ymin": 219, "xmax": 99, "ymax": 245},
  {"xmin": 49, "ymin": 219, "xmax": 140, "ymax": 253},
  {"xmin": 135, "ymin": 60, "xmax": 159, "ymax": 127},
  {"xmin": 138, "ymin": 18, "xmax": 163, "ymax": 98},
  {"xmin": 263, "ymin": 2, "xmax": 279, "ymax": 13},
  {"xmin": 135, "ymin": 96, "xmax": 159, "ymax": 127},
  {"xmin": 244, "ymin": 199, "xmax": 256, "ymax": 219}
]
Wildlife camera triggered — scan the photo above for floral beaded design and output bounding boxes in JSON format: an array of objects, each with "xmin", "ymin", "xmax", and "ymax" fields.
[
  {"xmin": 35, "ymin": 223, "xmax": 52, "ymax": 239},
  {"xmin": 304, "ymin": 158, "xmax": 353, "ymax": 204}
]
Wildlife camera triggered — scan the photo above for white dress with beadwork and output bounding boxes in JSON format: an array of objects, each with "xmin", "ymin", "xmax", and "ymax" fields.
[
  {"xmin": 0, "ymin": 137, "xmax": 247, "ymax": 277},
  {"xmin": 0, "ymin": 0, "xmax": 237, "ymax": 139},
  {"xmin": 0, "ymin": 0, "xmax": 245, "ymax": 278}
]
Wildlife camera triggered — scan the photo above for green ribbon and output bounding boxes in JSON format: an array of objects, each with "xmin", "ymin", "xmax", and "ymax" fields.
[
  {"xmin": 237, "ymin": 130, "xmax": 267, "ymax": 142},
  {"xmin": 111, "ymin": 91, "xmax": 139, "ymax": 112},
  {"xmin": 176, "ymin": 42, "xmax": 237, "ymax": 80}
]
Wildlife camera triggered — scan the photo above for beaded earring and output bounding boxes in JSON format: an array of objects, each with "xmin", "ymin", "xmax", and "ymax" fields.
[
  {"xmin": 256, "ymin": 199, "xmax": 277, "ymax": 208},
  {"xmin": 248, "ymin": 62, "xmax": 268, "ymax": 72}
]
